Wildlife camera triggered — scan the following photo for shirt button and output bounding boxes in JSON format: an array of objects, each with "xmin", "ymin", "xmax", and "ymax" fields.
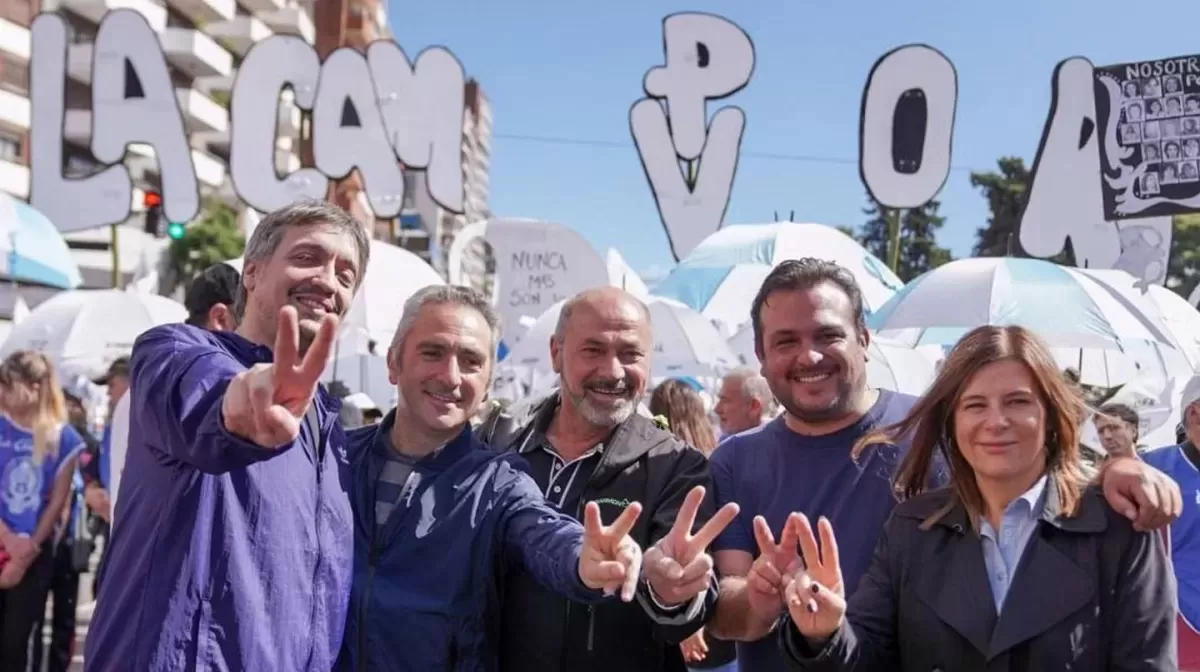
[{"xmin": 553, "ymin": 486, "xmax": 562, "ymax": 494}]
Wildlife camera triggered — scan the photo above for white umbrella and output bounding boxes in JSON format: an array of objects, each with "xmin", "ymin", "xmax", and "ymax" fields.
[
  {"xmin": 227, "ymin": 239, "xmax": 444, "ymax": 354},
  {"xmin": 869, "ymin": 258, "xmax": 1178, "ymax": 351},
  {"xmin": 0, "ymin": 289, "xmax": 186, "ymax": 375},
  {"xmin": 501, "ymin": 296, "xmax": 738, "ymax": 384},
  {"xmin": 726, "ymin": 324, "xmax": 937, "ymax": 395},
  {"xmin": 653, "ymin": 222, "xmax": 903, "ymax": 335}
]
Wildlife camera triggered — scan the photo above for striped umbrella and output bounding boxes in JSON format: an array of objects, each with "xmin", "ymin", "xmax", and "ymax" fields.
[
  {"xmin": 653, "ymin": 223, "xmax": 902, "ymax": 335},
  {"xmin": 868, "ymin": 257, "xmax": 1177, "ymax": 350}
]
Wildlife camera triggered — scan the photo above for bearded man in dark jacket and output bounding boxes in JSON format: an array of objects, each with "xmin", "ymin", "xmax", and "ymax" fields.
[{"xmin": 479, "ymin": 288, "xmax": 735, "ymax": 672}]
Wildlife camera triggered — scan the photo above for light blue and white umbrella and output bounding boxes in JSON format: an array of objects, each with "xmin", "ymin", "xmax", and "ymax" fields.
[
  {"xmin": 653, "ymin": 223, "xmax": 903, "ymax": 336},
  {"xmin": 0, "ymin": 194, "xmax": 82, "ymax": 289},
  {"xmin": 869, "ymin": 258, "xmax": 1177, "ymax": 351}
]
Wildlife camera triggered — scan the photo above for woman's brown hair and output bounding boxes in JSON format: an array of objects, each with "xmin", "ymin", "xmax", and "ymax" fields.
[
  {"xmin": 852, "ymin": 325, "xmax": 1089, "ymax": 529},
  {"xmin": 649, "ymin": 379, "xmax": 718, "ymax": 455}
]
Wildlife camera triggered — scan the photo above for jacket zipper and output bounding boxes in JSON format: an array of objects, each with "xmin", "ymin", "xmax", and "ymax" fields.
[
  {"xmin": 565, "ymin": 446, "xmax": 614, "ymax": 665},
  {"xmin": 309, "ymin": 417, "xmax": 326, "ymax": 668},
  {"xmin": 359, "ymin": 491, "xmax": 380, "ymax": 672}
]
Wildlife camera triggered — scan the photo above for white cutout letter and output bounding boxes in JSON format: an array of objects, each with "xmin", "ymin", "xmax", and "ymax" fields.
[
  {"xmin": 230, "ymin": 35, "xmax": 324, "ymax": 213},
  {"xmin": 90, "ymin": 9, "xmax": 197, "ymax": 224},
  {"xmin": 643, "ymin": 13, "xmax": 753, "ymax": 160},
  {"xmin": 312, "ymin": 48, "xmax": 404, "ymax": 218},
  {"xmin": 30, "ymin": 12, "xmax": 133, "ymax": 233},
  {"xmin": 366, "ymin": 42, "xmax": 465, "ymax": 213},
  {"xmin": 860, "ymin": 45, "xmax": 957, "ymax": 209}
]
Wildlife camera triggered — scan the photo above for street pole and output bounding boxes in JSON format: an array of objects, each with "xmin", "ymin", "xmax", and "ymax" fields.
[{"xmin": 886, "ymin": 208, "xmax": 902, "ymax": 274}]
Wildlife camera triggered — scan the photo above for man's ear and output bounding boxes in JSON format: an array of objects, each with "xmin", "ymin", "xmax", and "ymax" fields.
[
  {"xmin": 209, "ymin": 304, "xmax": 233, "ymax": 331},
  {"xmin": 242, "ymin": 260, "xmax": 259, "ymax": 292},
  {"xmin": 550, "ymin": 336, "xmax": 563, "ymax": 375}
]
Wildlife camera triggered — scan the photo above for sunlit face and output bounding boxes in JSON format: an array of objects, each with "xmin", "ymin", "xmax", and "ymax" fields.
[
  {"xmin": 550, "ymin": 298, "xmax": 651, "ymax": 428},
  {"xmin": 242, "ymin": 223, "xmax": 361, "ymax": 352},
  {"xmin": 757, "ymin": 284, "xmax": 867, "ymax": 425},
  {"xmin": 388, "ymin": 303, "xmax": 492, "ymax": 438},
  {"xmin": 1183, "ymin": 402, "xmax": 1200, "ymax": 447},
  {"xmin": 714, "ymin": 376, "xmax": 761, "ymax": 435},
  {"xmin": 1094, "ymin": 414, "xmax": 1136, "ymax": 458},
  {"xmin": 953, "ymin": 360, "xmax": 1047, "ymax": 488}
]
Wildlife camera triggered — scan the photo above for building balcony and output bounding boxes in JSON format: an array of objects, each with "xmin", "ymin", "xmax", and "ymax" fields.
[
  {"xmin": 160, "ymin": 28, "xmax": 233, "ymax": 79},
  {"xmin": 0, "ymin": 90, "xmax": 30, "ymax": 132},
  {"xmin": 165, "ymin": 0, "xmax": 235, "ymax": 26},
  {"xmin": 66, "ymin": 43, "xmax": 92, "ymax": 84},
  {"xmin": 59, "ymin": 0, "xmax": 167, "ymax": 31},
  {"xmin": 238, "ymin": 0, "xmax": 284, "ymax": 13},
  {"xmin": 259, "ymin": 6, "xmax": 314, "ymax": 44},
  {"xmin": 0, "ymin": 19, "xmax": 30, "ymax": 63},
  {"xmin": 0, "ymin": 159, "xmax": 28, "ymax": 200},
  {"xmin": 193, "ymin": 74, "xmax": 234, "ymax": 97},
  {"xmin": 276, "ymin": 147, "xmax": 299, "ymax": 174},
  {"xmin": 176, "ymin": 88, "xmax": 228, "ymax": 134},
  {"xmin": 62, "ymin": 109, "xmax": 91, "ymax": 145},
  {"xmin": 204, "ymin": 15, "xmax": 272, "ymax": 58}
]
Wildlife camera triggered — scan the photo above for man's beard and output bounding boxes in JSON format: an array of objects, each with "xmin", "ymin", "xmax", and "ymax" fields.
[
  {"xmin": 774, "ymin": 374, "xmax": 857, "ymax": 425},
  {"xmin": 562, "ymin": 376, "xmax": 641, "ymax": 428}
]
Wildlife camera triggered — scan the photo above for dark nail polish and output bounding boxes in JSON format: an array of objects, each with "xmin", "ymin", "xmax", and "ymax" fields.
[
  {"xmin": 811, "ymin": 584, "xmax": 820, "ymax": 594},
  {"xmin": 805, "ymin": 602, "xmax": 817, "ymax": 613}
]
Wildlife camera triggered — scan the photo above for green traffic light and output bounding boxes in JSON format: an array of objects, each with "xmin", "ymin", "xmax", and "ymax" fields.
[{"xmin": 167, "ymin": 222, "xmax": 185, "ymax": 240}]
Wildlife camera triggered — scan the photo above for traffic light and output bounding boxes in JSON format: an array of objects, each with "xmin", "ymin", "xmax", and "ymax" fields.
[
  {"xmin": 142, "ymin": 190, "xmax": 164, "ymax": 237},
  {"xmin": 167, "ymin": 221, "xmax": 185, "ymax": 240}
]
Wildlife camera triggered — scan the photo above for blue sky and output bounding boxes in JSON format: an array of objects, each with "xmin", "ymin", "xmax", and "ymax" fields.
[{"xmin": 388, "ymin": 0, "xmax": 1200, "ymax": 282}]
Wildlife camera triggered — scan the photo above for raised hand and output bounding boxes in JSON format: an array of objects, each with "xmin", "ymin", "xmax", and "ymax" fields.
[
  {"xmin": 783, "ymin": 514, "xmax": 846, "ymax": 643},
  {"xmin": 643, "ymin": 485, "xmax": 740, "ymax": 606},
  {"xmin": 579, "ymin": 500, "xmax": 644, "ymax": 602},
  {"xmin": 222, "ymin": 306, "xmax": 338, "ymax": 447},
  {"xmin": 746, "ymin": 514, "xmax": 802, "ymax": 620}
]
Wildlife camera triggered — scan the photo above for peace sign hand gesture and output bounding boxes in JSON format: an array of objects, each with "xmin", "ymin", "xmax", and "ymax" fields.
[
  {"xmin": 783, "ymin": 514, "xmax": 847, "ymax": 644},
  {"xmin": 643, "ymin": 485, "xmax": 740, "ymax": 606},
  {"xmin": 578, "ymin": 501, "xmax": 644, "ymax": 602},
  {"xmin": 746, "ymin": 513, "xmax": 803, "ymax": 620},
  {"xmin": 222, "ymin": 306, "xmax": 338, "ymax": 448}
]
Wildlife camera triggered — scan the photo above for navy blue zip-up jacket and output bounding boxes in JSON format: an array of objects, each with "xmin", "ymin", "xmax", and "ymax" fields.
[{"xmin": 337, "ymin": 411, "xmax": 608, "ymax": 672}]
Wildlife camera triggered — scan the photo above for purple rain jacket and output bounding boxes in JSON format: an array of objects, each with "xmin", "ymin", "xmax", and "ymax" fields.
[{"xmin": 84, "ymin": 324, "xmax": 354, "ymax": 672}]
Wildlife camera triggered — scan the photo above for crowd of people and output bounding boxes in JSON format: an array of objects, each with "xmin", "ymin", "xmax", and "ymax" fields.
[{"xmin": 0, "ymin": 199, "xmax": 1195, "ymax": 670}]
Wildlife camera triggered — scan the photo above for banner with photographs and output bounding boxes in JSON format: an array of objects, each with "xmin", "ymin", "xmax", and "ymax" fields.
[{"xmin": 1095, "ymin": 55, "xmax": 1200, "ymax": 220}]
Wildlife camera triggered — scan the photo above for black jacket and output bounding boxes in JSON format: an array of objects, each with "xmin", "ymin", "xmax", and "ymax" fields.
[
  {"xmin": 478, "ymin": 394, "xmax": 719, "ymax": 672},
  {"xmin": 780, "ymin": 481, "xmax": 1178, "ymax": 671}
]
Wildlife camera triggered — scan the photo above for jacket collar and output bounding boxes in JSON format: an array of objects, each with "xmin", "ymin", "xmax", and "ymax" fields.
[
  {"xmin": 897, "ymin": 474, "xmax": 1107, "ymax": 535},
  {"xmin": 904, "ymin": 476, "xmax": 1107, "ymax": 662},
  {"xmin": 507, "ymin": 392, "xmax": 676, "ymax": 487},
  {"xmin": 371, "ymin": 409, "xmax": 479, "ymax": 472}
]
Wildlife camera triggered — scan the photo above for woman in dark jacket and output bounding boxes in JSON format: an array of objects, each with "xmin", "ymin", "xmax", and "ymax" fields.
[{"xmin": 777, "ymin": 325, "xmax": 1177, "ymax": 670}]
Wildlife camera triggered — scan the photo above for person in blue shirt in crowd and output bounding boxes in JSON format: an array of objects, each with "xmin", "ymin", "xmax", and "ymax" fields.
[
  {"xmin": 29, "ymin": 382, "xmax": 100, "ymax": 672},
  {"xmin": 338, "ymin": 284, "xmax": 664, "ymax": 670},
  {"xmin": 0, "ymin": 350, "xmax": 86, "ymax": 671},
  {"xmin": 1144, "ymin": 374, "xmax": 1200, "ymax": 670},
  {"xmin": 85, "ymin": 201, "xmax": 370, "ymax": 672},
  {"xmin": 700, "ymin": 258, "xmax": 1185, "ymax": 672}
]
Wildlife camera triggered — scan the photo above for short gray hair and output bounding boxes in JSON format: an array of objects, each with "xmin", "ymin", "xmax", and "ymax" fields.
[
  {"xmin": 725, "ymin": 366, "xmax": 778, "ymax": 417},
  {"xmin": 390, "ymin": 285, "xmax": 502, "ymax": 360},
  {"xmin": 552, "ymin": 289, "xmax": 652, "ymax": 342},
  {"xmin": 233, "ymin": 200, "xmax": 371, "ymax": 319}
]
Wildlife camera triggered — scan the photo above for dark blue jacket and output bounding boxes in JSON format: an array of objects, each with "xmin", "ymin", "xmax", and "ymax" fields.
[
  {"xmin": 85, "ymin": 325, "xmax": 353, "ymax": 672},
  {"xmin": 338, "ymin": 412, "xmax": 605, "ymax": 672}
]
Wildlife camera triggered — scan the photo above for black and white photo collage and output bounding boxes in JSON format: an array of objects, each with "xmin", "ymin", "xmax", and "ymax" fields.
[{"xmin": 1119, "ymin": 74, "xmax": 1200, "ymax": 196}]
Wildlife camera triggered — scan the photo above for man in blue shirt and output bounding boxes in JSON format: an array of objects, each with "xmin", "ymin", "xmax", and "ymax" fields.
[
  {"xmin": 85, "ymin": 201, "xmax": 371, "ymax": 672},
  {"xmin": 699, "ymin": 258, "xmax": 1184, "ymax": 672}
]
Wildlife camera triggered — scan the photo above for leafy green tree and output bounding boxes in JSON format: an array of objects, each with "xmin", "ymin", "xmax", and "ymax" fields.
[
  {"xmin": 1167, "ymin": 212, "xmax": 1200, "ymax": 300},
  {"xmin": 970, "ymin": 157, "xmax": 1075, "ymax": 265},
  {"xmin": 165, "ymin": 201, "xmax": 245, "ymax": 293},
  {"xmin": 859, "ymin": 196, "xmax": 953, "ymax": 282}
]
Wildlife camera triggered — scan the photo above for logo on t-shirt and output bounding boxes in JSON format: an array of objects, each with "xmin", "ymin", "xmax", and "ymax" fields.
[{"xmin": 2, "ymin": 456, "xmax": 41, "ymax": 515}]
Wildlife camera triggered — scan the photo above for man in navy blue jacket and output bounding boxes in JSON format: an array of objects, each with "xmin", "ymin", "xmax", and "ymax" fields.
[{"xmin": 338, "ymin": 285, "xmax": 650, "ymax": 671}]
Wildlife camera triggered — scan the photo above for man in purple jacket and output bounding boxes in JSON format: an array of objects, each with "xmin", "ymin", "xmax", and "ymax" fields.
[{"xmin": 84, "ymin": 201, "xmax": 370, "ymax": 671}]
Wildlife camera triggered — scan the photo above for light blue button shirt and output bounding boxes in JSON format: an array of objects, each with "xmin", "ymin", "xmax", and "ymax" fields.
[{"xmin": 979, "ymin": 475, "xmax": 1047, "ymax": 613}]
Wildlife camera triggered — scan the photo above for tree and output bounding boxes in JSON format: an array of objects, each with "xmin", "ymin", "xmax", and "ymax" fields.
[
  {"xmin": 969, "ymin": 157, "xmax": 1075, "ymax": 265},
  {"xmin": 859, "ymin": 196, "xmax": 953, "ymax": 282},
  {"xmin": 164, "ymin": 201, "xmax": 245, "ymax": 293},
  {"xmin": 1167, "ymin": 212, "xmax": 1200, "ymax": 300}
]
